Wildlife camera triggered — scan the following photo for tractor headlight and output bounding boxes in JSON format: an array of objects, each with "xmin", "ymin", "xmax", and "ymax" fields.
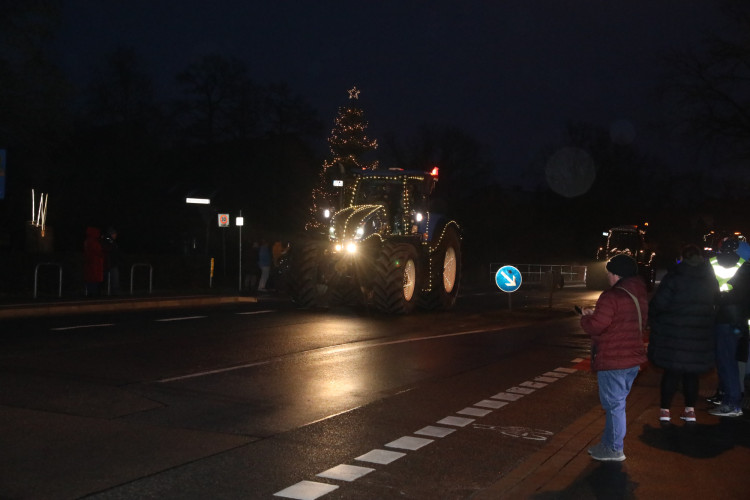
[{"xmin": 346, "ymin": 242, "xmax": 357, "ymax": 254}]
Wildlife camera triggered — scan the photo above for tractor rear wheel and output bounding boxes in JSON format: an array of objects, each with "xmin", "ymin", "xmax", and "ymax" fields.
[{"xmin": 419, "ymin": 225, "xmax": 461, "ymax": 310}]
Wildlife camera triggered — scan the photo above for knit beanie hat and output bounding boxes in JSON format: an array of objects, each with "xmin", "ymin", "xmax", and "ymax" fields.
[{"xmin": 606, "ymin": 254, "xmax": 638, "ymax": 278}]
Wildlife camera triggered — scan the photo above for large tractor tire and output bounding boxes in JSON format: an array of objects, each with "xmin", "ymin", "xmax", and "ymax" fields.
[
  {"xmin": 372, "ymin": 243, "xmax": 419, "ymax": 314},
  {"xmin": 419, "ymin": 225, "xmax": 461, "ymax": 311},
  {"xmin": 289, "ymin": 241, "xmax": 326, "ymax": 308}
]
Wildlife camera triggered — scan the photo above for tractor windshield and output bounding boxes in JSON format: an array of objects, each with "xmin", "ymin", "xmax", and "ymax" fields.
[
  {"xmin": 354, "ymin": 178, "xmax": 404, "ymax": 211},
  {"xmin": 607, "ymin": 230, "xmax": 641, "ymax": 255}
]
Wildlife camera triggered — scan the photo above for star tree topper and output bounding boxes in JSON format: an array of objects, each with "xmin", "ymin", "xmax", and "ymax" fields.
[{"xmin": 348, "ymin": 86, "xmax": 360, "ymax": 99}]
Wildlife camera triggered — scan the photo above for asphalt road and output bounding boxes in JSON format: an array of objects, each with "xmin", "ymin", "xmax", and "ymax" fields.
[{"xmin": 0, "ymin": 286, "xmax": 610, "ymax": 499}]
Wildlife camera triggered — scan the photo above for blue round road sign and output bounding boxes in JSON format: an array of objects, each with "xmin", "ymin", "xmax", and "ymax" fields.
[{"xmin": 495, "ymin": 265, "xmax": 522, "ymax": 293}]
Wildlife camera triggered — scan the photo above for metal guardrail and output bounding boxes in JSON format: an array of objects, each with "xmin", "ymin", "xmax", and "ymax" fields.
[
  {"xmin": 130, "ymin": 263, "xmax": 153, "ymax": 295},
  {"xmin": 34, "ymin": 262, "xmax": 63, "ymax": 299},
  {"xmin": 489, "ymin": 263, "xmax": 587, "ymax": 285}
]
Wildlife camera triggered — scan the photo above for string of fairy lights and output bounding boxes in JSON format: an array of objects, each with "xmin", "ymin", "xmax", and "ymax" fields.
[{"xmin": 307, "ymin": 86, "xmax": 379, "ymax": 229}]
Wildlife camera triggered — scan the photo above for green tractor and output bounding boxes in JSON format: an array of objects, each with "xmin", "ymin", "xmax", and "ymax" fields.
[
  {"xmin": 286, "ymin": 168, "xmax": 461, "ymax": 314},
  {"xmin": 585, "ymin": 224, "xmax": 656, "ymax": 290}
]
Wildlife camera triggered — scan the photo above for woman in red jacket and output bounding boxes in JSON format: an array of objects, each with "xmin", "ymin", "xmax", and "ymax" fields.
[
  {"xmin": 83, "ymin": 226, "xmax": 104, "ymax": 296},
  {"xmin": 581, "ymin": 254, "xmax": 648, "ymax": 462}
]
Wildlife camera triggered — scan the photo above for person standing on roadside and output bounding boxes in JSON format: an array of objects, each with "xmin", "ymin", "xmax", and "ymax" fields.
[
  {"xmin": 101, "ymin": 227, "xmax": 121, "ymax": 295},
  {"xmin": 707, "ymin": 237, "xmax": 750, "ymax": 417},
  {"xmin": 580, "ymin": 254, "xmax": 647, "ymax": 462},
  {"xmin": 257, "ymin": 238, "xmax": 272, "ymax": 292},
  {"xmin": 648, "ymin": 244, "xmax": 718, "ymax": 424},
  {"xmin": 83, "ymin": 226, "xmax": 104, "ymax": 297}
]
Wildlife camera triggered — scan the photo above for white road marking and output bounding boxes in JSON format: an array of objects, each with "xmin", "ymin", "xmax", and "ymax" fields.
[
  {"xmin": 316, "ymin": 464, "xmax": 374, "ymax": 482},
  {"xmin": 155, "ymin": 315, "xmax": 206, "ymax": 322},
  {"xmin": 457, "ymin": 407, "xmax": 492, "ymax": 417},
  {"xmin": 385, "ymin": 436, "xmax": 433, "ymax": 450},
  {"xmin": 475, "ymin": 399, "xmax": 508, "ymax": 409},
  {"xmin": 554, "ymin": 367, "xmax": 577, "ymax": 373},
  {"xmin": 236, "ymin": 310, "xmax": 275, "ymax": 315},
  {"xmin": 507, "ymin": 386, "xmax": 535, "ymax": 394},
  {"xmin": 51, "ymin": 323, "xmax": 114, "ymax": 331},
  {"xmin": 491, "ymin": 392, "xmax": 523, "ymax": 401},
  {"xmin": 437, "ymin": 415, "xmax": 475, "ymax": 427},
  {"xmin": 155, "ymin": 327, "xmax": 505, "ymax": 383},
  {"xmin": 273, "ymin": 480, "xmax": 338, "ymax": 499},
  {"xmin": 520, "ymin": 380, "xmax": 547, "ymax": 389},
  {"xmin": 355, "ymin": 449, "xmax": 405, "ymax": 464},
  {"xmin": 415, "ymin": 425, "xmax": 455, "ymax": 438}
]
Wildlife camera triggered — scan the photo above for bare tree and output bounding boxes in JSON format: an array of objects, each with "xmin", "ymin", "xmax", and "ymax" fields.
[
  {"xmin": 174, "ymin": 54, "xmax": 260, "ymax": 144},
  {"xmin": 661, "ymin": 0, "xmax": 750, "ymax": 163}
]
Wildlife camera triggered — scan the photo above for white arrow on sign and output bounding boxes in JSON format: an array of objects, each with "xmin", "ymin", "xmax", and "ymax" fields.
[{"xmin": 500, "ymin": 270, "xmax": 517, "ymax": 287}]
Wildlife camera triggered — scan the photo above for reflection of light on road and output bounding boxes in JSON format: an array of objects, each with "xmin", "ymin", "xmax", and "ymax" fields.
[{"xmin": 155, "ymin": 326, "xmax": 506, "ymax": 384}]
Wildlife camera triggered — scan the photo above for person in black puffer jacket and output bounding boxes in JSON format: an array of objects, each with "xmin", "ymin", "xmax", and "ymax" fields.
[{"xmin": 648, "ymin": 244, "xmax": 719, "ymax": 424}]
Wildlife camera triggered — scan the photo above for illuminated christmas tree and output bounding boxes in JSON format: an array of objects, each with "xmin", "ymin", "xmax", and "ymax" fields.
[{"xmin": 307, "ymin": 86, "xmax": 379, "ymax": 229}]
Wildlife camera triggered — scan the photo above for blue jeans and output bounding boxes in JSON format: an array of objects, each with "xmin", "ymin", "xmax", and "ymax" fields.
[
  {"xmin": 715, "ymin": 323, "xmax": 742, "ymax": 408},
  {"xmin": 597, "ymin": 366, "xmax": 639, "ymax": 451}
]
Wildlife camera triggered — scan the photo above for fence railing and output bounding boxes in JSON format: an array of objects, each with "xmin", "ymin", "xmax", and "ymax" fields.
[
  {"xmin": 130, "ymin": 263, "xmax": 153, "ymax": 295},
  {"xmin": 33, "ymin": 262, "xmax": 63, "ymax": 298},
  {"xmin": 488, "ymin": 263, "xmax": 587, "ymax": 286}
]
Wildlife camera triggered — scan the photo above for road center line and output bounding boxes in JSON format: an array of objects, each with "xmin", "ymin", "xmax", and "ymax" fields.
[
  {"xmin": 155, "ymin": 315, "xmax": 207, "ymax": 322},
  {"xmin": 51, "ymin": 323, "xmax": 114, "ymax": 331}
]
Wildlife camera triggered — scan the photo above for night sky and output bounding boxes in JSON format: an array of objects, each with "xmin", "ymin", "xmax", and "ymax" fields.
[{"xmin": 54, "ymin": 1, "xmax": 728, "ymax": 183}]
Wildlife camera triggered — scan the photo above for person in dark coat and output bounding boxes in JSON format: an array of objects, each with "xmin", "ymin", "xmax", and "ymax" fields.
[
  {"xmin": 648, "ymin": 244, "xmax": 718, "ymax": 424},
  {"xmin": 83, "ymin": 226, "xmax": 104, "ymax": 296}
]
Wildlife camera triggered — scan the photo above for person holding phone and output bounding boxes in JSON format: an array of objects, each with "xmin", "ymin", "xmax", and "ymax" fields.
[{"xmin": 580, "ymin": 254, "xmax": 647, "ymax": 462}]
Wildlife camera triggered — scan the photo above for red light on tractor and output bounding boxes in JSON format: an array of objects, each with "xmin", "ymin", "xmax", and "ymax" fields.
[{"xmin": 429, "ymin": 167, "xmax": 439, "ymax": 178}]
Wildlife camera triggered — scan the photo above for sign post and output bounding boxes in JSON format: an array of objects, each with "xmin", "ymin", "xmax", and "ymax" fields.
[{"xmin": 495, "ymin": 265, "xmax": 522, "ymax": 310}]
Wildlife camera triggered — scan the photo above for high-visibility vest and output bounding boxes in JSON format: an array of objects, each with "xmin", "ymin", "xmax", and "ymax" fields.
[{"xmin": 710, "ymin": 256, "xmax": 746, "ymax": 291}]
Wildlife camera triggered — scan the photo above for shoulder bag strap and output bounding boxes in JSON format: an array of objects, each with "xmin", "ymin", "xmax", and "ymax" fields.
[{"xmin": 616, "ymin": 286, "xmax": 642, "ymax": 333}]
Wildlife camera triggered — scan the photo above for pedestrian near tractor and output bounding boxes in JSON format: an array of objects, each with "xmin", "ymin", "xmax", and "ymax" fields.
[
  {"xmin": 707, "ymin": 236, "xmax": 750, "ymax": 417},
  {"xmin": 257, "ymin": 239, "xmax": 272, "ymax": 292},
  {"xmin": 648, "ymin": 244, "xmax": 718, "ymax": 424},
  {"xmin": 101, "ymin": 227, "xmax": 121, "ymax": 295},
  {"xmin": 83, "ymin": 226, "xmax": 104, "ymax": 296},
  {"xmin": 580, "ymin": 254, "xmax": 647, "ymax": 462}
]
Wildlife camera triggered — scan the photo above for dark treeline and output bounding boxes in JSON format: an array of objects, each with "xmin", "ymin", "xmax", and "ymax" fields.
[{"xmin": 2, "ymin": 1, "xmax": 750, "ymax": 285}]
